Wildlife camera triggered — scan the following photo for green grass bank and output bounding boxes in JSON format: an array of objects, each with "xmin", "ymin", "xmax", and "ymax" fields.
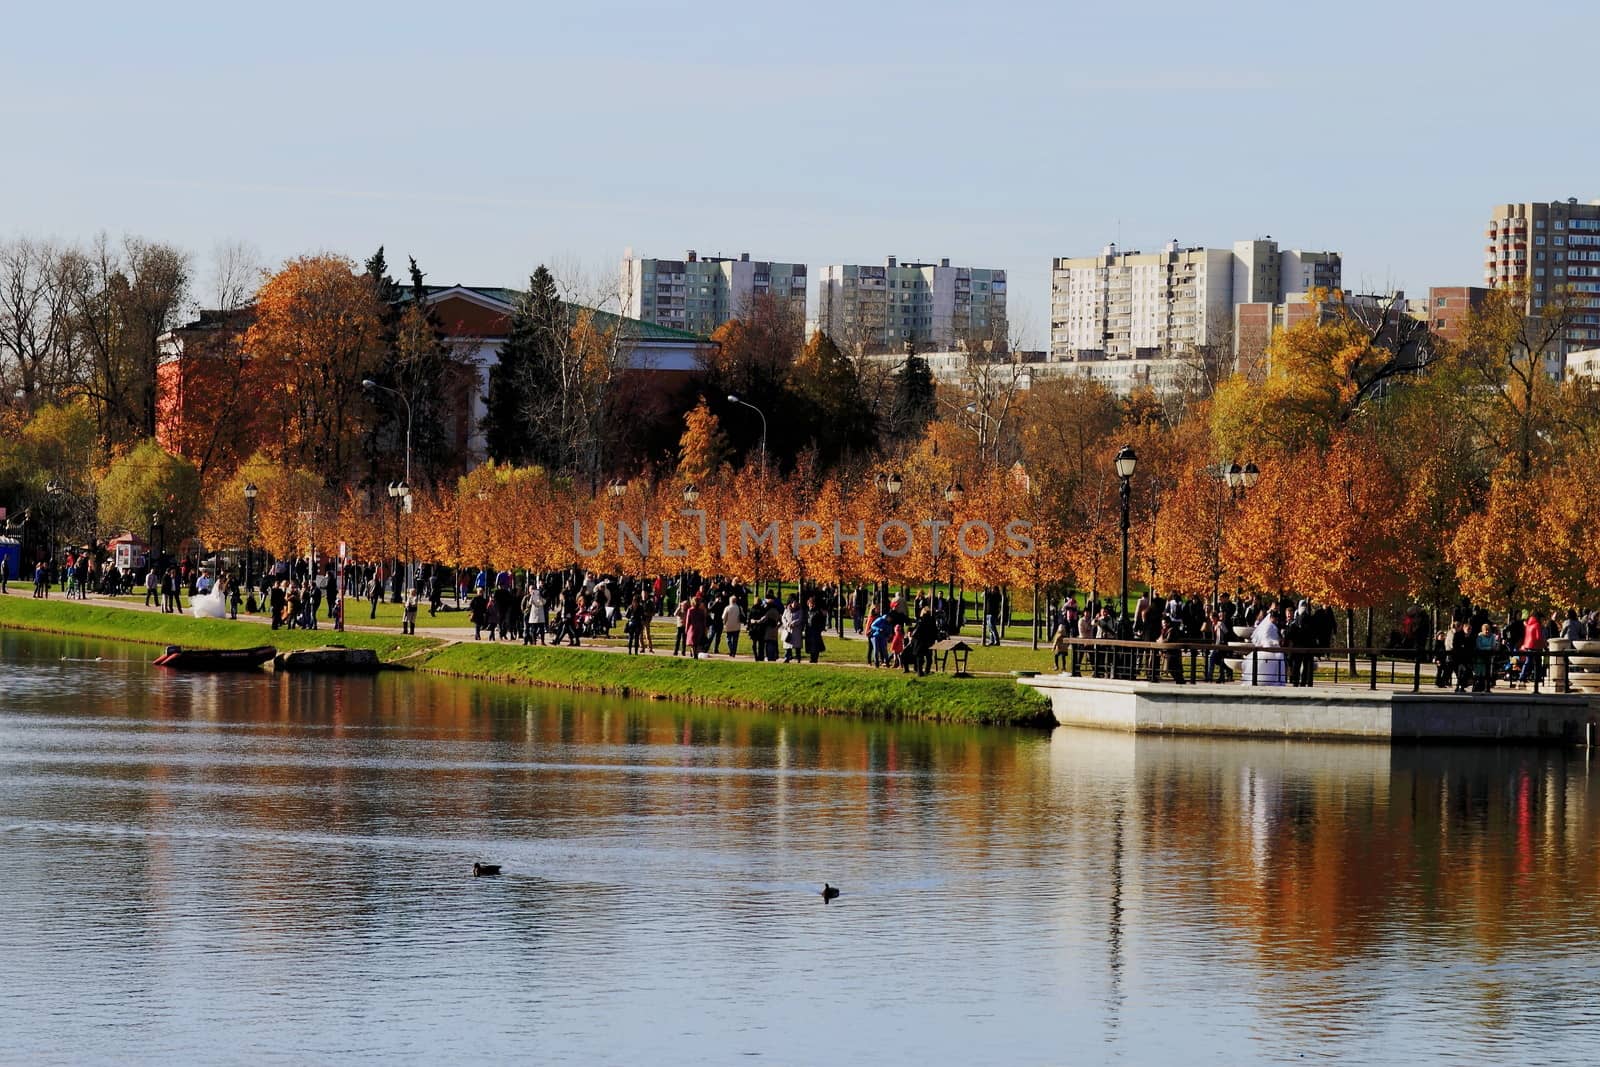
[
  {"xmin": 0, "ymin": 595, "xmax": 439, "ymax": 659},
  {"xmin": 414, "ymin": 642, "xmax": 1052, "ymax": 726},
  {"xmin": 0, "ymin": 595, "xmax": 1052, "ymax": 727}
]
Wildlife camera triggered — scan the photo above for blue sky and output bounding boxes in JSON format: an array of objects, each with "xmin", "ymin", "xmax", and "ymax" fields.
[{"xmin": 4, "ymin": 0, "xmax": 1595, "ymax": 344}]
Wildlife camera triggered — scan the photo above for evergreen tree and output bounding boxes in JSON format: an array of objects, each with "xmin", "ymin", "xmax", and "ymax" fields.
[
  {"xmin": 485, "ymin": 265, "xmax": 564, "ymax": 465},
  {"xmin": 889, "ymin": 349, "xmax": 936, "ymax": 440},
  {"xmin": 362, "ymin": 249, "xmax": 455, "ymax": 484}
]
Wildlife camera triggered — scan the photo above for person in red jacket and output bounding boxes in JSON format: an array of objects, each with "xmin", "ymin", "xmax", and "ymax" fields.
[{"xmin": 1516, "ymin": 610, "xmax": 1546, "ymax": 687}]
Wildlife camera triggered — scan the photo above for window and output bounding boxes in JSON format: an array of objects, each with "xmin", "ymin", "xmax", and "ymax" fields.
[
  {"xmin": 1555, "ymin": 236, "xmax": 1566, "ymax": 246},
  {"xmin": 1536, "ymin": 236, "xmax": 1547, "ymax": 245},
  {"xmin": 1435, "ymin": 319, "xmax": 1446, "ymax": 328},
  {"xmin": 1536, "ymin": 219, "xmax": 1546, "ymax": 229},
  {"xmin": 1436, "ymin": 297, "xmax": 1448, "ymax": 307}
]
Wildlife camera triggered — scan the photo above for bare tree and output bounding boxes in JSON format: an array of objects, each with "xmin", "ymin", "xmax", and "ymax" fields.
[
  {"xmin": 0, "ymin": 237, "xmax": 85, "ymax": 412},
  {"xmin": 210, "ymin": 239, "xmax": 262, "ymax": 312},
  {"xmin": 67, "ymin": 233, "xmax": 191, "ymax": 447}
]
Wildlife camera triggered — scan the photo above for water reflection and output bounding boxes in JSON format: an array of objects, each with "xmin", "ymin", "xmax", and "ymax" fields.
[{"xmin": 2, "ymin": 631, "xmax": 1597, "ymax": 1064}]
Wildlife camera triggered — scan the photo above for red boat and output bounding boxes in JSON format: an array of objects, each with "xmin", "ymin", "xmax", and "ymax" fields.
[{"xmin": 153, "ymin": 645, "xmax": 276, "ymax": 671}]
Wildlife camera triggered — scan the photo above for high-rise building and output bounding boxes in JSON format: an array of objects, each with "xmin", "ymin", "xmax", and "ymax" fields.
[
  {"xmin": 1484, "ymin": 199, "xmax": 1600, "ymax": 307},
  {"xmin": 1485, "ymin": 199, "xmax": 1600, "ymax": 359},
  {"xmin": 818, "ymin": 257, "xmax": 1007, "ymax": 352},
  {"xmin": 623, "ymin": 251, "xmax": 806, "ymax": 337},
  {"xmin": 1049, "ymin": 238, "xmax": 1340, "ymax": 361}
]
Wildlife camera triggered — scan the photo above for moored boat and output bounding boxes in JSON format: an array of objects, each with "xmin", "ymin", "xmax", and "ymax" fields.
[{"xmin": 153, "ymin": 645, "xmax": 276, "ymax": 671}]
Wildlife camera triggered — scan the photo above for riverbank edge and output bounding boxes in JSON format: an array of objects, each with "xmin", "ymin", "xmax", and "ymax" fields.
[{"xmin": 0, "ymin": 597, "xmax": 1053, "ymax": 728}]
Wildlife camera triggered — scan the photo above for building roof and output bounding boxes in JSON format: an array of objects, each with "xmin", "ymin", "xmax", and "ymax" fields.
[{"xmin": 420, "ymin": 285, "xmax": 712, "ymax": 344}]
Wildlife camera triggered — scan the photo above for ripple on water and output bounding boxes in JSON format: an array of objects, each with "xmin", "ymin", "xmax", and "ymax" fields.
[{"xmin": 1, "ymin": 631, "xmax": 1598, "ymax": 1065}]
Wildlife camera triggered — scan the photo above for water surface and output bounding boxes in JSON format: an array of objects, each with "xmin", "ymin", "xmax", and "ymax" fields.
[{"xmin": 2, "ymin": 630, "xmax": 1597, "ymax": 1064}]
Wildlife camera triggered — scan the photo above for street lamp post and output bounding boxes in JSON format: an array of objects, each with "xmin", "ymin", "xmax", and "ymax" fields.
[
  {"xmin": 365, "ymin": 378, "xmax": 415, "ymax": 596},
  {"xmin": 1212, "ymin": 460, "xmax": 1259, "ymax": 610},
  {"xmin": 681, "ymin": 483, "xmax": 699, "ymax": 600},
  {"xmin": 244, "ymin": 481, "xmax": 258, "ymax": 613},
  {"xmin": 45, "ymin": 479, "xmax": 62, "ymax": 590},
  {"xmin": 873, "ymin": 471, "xmax": 902, "ymax": 609},
  {"xmin": 726, "ymin": 394, "xmax": 768, "ymax": 482},
  {"xmin": 387, "ymin": 480, "xmax": 410, "ymax": 602},
  {"xmin": 1114, "ymin": 446, "xmax": 1137, "ymax": 642},
  {"xmin": 942, "ymin": 482, "xmax": 964, "ymax": 632},
  {"xmin": 962, "ymin": 402, "xmax": 1000, "ymax": 460}
]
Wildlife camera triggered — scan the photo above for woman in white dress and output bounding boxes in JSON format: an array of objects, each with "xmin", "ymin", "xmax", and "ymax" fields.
[
  {"xmin": 190, "ymin": 575, "xmax": 230, "ymax": 619},
  {"xmin": 1241, "ymin": 608, "xmax": 1288, "ymax": 686}
]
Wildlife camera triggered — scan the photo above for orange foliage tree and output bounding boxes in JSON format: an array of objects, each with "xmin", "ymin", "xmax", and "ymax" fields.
[
  {"xmin": 244, "ymin": 255, "xmax": 384, "ymax": 485},
  {"xmin": 1286, "ymin": 431, "xmax": 1410, "ymax": 611}
]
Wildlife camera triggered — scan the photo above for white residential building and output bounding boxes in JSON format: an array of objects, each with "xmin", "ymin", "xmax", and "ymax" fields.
[
  {"xmin": 1049, "ymin": 238, "xmax": 1340, "ymax": 361},
  {"xmin": 623, "ymin": 250, "xmax": 806, "ymax": 337},
  {"xmin": 818, "ymin": 257, "xmax": 1007, "ymax": 352}
]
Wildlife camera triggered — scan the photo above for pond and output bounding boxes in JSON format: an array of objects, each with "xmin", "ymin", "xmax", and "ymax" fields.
[{"xmin": 2, "ymin": 630, "xmax": 1596, "ymax": 1064}]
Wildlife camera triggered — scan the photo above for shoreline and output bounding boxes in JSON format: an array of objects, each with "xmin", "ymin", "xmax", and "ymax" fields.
[{"xmin": 0, "ymin": 594, "xmax": 1053, "ymax": 728}]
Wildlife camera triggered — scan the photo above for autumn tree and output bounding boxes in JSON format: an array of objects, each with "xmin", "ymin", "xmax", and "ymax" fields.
[
  {"xmin": 699, "ymin": 293, "xmax": 803, "ymax": 468},
  {"xmin": 1450, "ymin": 281, "xmax": 1579, "ymax": 478},
  {"xmin": 245, "ymin": 254, "xmax": 385, "ymax": 485},
  {"xmin": 677, "ymin": 398, "xmax": 729, "ymax": 485},
  {"xmin": 198, "ymin": 452, "xmax": 323, "ymax": 558},
  {"xmin": 786, "ymin": 331, "xmax": 874, "ymax": 467},
  {"xmin": 1286, "ymin": 431, "xmax": 1410, "ymax": 613},
  {"xmin": 97, "ymin": 439, "xmax": 202, "ymax": 548},
  {"xmin": 0, "ymin": 400, "xmax": 100, "ymax": 542},
  {"xmin": 1447, "ymin": 472, "xmax": 1539, "ymax": 615},
  {"xmin": 1211, "ymin": 293, "xmax": 1431, "ymax": 457}
]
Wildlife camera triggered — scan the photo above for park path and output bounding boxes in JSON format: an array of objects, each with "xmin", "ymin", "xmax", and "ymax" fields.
[{"xmin": 1, "ymin": 583, "xmax": 1051, "ymax": 674}]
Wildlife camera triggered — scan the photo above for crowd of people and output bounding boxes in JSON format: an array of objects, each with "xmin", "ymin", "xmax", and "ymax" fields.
[
  {"xmin": 13, "ymin": 544, "xmax": 1600, "ymax": 693},
  {"xmin": 1041, "ymin": 589, "xmax": 1600, "ymax": 691}
]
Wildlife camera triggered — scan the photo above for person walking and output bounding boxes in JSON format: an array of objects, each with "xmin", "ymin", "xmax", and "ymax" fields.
[
  {"xmin": 401, "ymin": 589, "xmax": 418, "ymax": 635},
  {"xmin": 781, "ymin": 596, "xmax": 803, "ymax": 663},
  {"xmin": 804, "ymin": 596, "xmax": 829, "ymax": 664},
  {"xmin": 686, "ymin": 595, "xmax": 709, "ymax": 660},
  {"xmin": 625, "ymin": 595, "xmax": 647, "ymax": 655},
  {"xmin": 722, "ymin": 596, "xmax": 743, "ymax": 657},
  {"xmin": 1515, "ymin": 610, "xmax": 1547, "ymax": 688},
  {"xmin": 469, "ymin": 588, "xmax": 488, "ymax": 641},
  {"xmin": 673, "ymin": 595, "xmax": 690, "ymax": 656}
]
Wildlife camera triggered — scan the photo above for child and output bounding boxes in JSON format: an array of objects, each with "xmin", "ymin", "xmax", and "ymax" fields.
[
  {"xmin": 1052, "ymin": 618, "xmax": 1071, "ymax": 672},
  {"xmin": 402, "ymin": 590, "xmax": 418, "ymax": 635},
  {"xmin": 890, "ymin": 621, "xmax": 907, "ymax": 672}
]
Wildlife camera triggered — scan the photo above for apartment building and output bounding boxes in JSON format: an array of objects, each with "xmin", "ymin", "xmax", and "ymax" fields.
[
  {"xmin": 1049, "ymin": 238, "xmax": 1341, "ymax": 361},
  {"xmin": 623, "ymin": 251, "xmax": 806, "ymax": 337},
  {"xmin": 1416, "ymin": 286, "xmax": 1491, "ymax": 343},
  {"xmin": 817, "ymin": 257, "xmax": 1007, "ymax": 352},
  {"xmin": 1485, "ymin": 199, "xmax": 1600, "ymax": 362}
]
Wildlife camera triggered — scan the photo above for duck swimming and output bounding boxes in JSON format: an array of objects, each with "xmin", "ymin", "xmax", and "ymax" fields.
[
  {"xmin": 473, "ymin": 863, "xmax": 501, "ymax": 877},
  {"xmin": 821, "ymin": 883, "xmax": 840, "ymax": 902}
]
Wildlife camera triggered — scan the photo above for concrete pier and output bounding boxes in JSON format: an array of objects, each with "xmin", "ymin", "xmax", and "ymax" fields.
[{"xmin": 1021, "ymin": 674, "xmax": 1599, "ymax": 743}]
